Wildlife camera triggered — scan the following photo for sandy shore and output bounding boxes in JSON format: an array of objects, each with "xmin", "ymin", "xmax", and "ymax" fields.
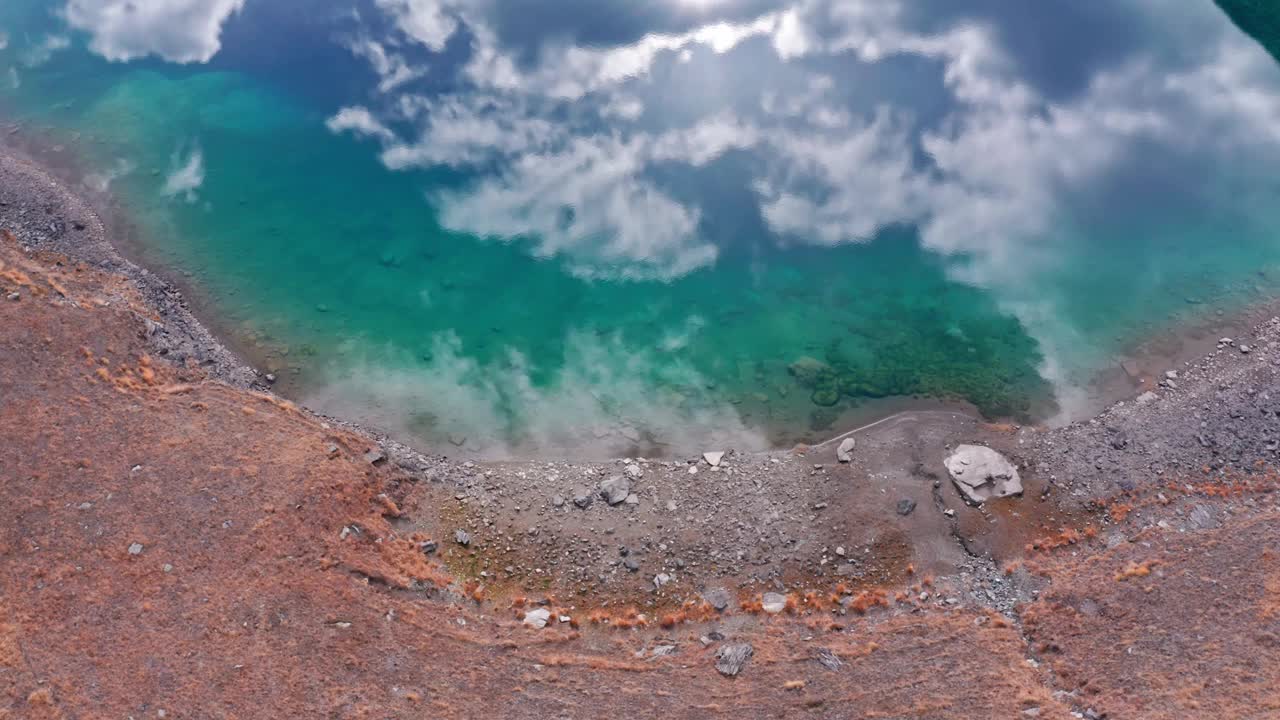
[{"xmin": 6, "ymin": 136, "xmax": 1280, "ymax": 717}]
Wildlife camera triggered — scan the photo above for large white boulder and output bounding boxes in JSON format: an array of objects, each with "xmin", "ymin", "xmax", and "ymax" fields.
[{"xmin": 944, "ymin": 445, "xmax": 1022, "ymax": 504}]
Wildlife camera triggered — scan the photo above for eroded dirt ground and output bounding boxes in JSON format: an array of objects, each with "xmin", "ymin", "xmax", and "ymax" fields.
[{"xmin": 3, "ymin": 147, "xmax": 1280, "ymax": 718}]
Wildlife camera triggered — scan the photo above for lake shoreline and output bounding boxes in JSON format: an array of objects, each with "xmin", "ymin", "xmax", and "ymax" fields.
[{"xmin": 2, "ymin": 123, "xmax": 1277, "ymax": 464}]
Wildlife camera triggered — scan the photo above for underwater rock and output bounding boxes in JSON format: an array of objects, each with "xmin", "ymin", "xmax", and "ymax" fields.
[
  {"xmin": 811, "ymin": 387, "xmax": 840, "ymax": 407},
  {"xmin": 788, "ymin": 356, "xmax": 832, "ymax": 387},
  {"xmin": 944, "ymin": 445, "xmax": 1022, "ymax": 504}
]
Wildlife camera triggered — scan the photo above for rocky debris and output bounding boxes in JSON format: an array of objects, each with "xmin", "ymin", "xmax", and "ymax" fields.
[
  {"xmin": 944, "ymin": 445, "xmax": 1022, "ymax": 504},
  {"xmin": 896, "ymin": 499, "xmax": 916, "ymax": 516},
  {"xmin": 5, "ymin": 291, "xmax": 18, "ymax": 301},
  {"xmin": 703, "ymin": 451, "xmax": 725, "ymax": 467},
  {"xmin": 572, "ymin": 490, "xmax": 593, "ymax": 509},
  {"xmin": 325, "ymin": 443, "xmax": 341, "ymax": 458},
  {"xmin": 454, "ymin": 529, "xmax": 471, "ymax": 547},
  {"xmin": 522, "ymin": 608, "xmax": 551, "ymax": 629},
  {"xmin": 599, "ymin": 475, "xmax": 631, "ymax": 506},
  {"xmin": 363, "ymin": 448, "xmax": 386, "ymax": 465},
  {"xmin": 702, "ymin": 587, "xmax": 732, "ymax": 611},
  {"xmin": 551, "ymin": 494, "xmax": 565, "ymax": 508},
  {"xmin": 815, "ymin": 647, "xmax": 843, "ymax": 671},
  {"xmin": 716, "ymin": 644, "xmax": 754, "ymax": 677},
  {"xmin": 623, "ymin": 557, "xmax": 640, "ymax": 572},
  {"xmin": 419, "ymin": 539, "xmax": 438, "ymax": 555},
  {"xmin": 836, "ymin": 437, "xmax": 856, "ymax": 463},
  {"xmin": 1135, "ymin": 391, "xmax": 1158, "ymax": 405},
  {"xmin": 649, "ymin": 645, "xmax": 678, "ymax": 659},
  {"xmin": 653, "ymin": 573, "xmax": 672, "ymax": 590},
  {"xmin": 625, "ymin": 463, "xmax": 643, "ymax": 479},
  {"xmin": 127, "ymin": 542, "xmax": 144, "ymax": 556},
  {"xmin": 787, "ymin": 356, "xmax": 830, "ymax": 386},
  {"xmin": 761, "ymin": 592, "xmax": 787, "ymax": 614}
]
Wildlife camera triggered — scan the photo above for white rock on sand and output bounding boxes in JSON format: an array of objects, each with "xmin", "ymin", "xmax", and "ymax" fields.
[
  {"xmin": 944, "ymin": 445, "xmax": 1022, "ymax": 504},
  {"xmin": 836, "ymin": 437, "xmax": 856, "ymax": 463},
  {"xmin": 522, "ymin": 608, "xmax": 551, "ymax": 629}
]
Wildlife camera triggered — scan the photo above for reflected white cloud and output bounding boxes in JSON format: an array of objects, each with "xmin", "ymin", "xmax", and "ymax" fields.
[
  {"xmin": 21, "ymin": 34, "xmax": 69, "ymax": 67},
  {"xmin": 63, "ymin": 0, "xmax": 245, "ymax": 63},
  {"xmin": 305, "ymin": 327, "xmax": 768, "ymax": 459},
  {"xmin": 162, "ymin": 146, "xmax": 205, "ymax": 202},
  {"xmin": 324, "ymin": 0, "xmax": 1280, "ymax": 296}
]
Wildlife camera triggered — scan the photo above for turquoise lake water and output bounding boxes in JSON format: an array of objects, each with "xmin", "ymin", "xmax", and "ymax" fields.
[{"xmin": 3, "ymin": 1, "xmax": 1280, "ymax": 457}]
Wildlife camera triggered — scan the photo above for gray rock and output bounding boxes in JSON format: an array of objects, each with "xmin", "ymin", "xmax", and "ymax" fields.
[
  {"xmin": 454, "ymin": 529, "xmax": 471, "ymax": 546},
  {"xmin": 896, "ymin": 498, "xmax": 916, "ymax": 516},
  {"xmin": 815, "ymin": 647, "xmax": 844, "ymax": 671},
  {"xmin": 625, "ymin": 463, "xmax": 643, "ymax": 479},
  {"xmin": 1135, "ymin": 391, "xmax": 1158, "ymax": 405},
  {"xmin": 363, "ymin": 449, "xmax": 386, "ymax": 465},
  {"xmin": 419, "ymin": 539, "xmax": 438, "ymax": 555},
  {"xmin": 551, "ymin": 495, "xmax": 565, "ymax": 508},
  {"xmin": 703, "ymin": 451, "xmax": 725, "ymax": 467},
  {"xmin": 523, "ymin": 608, "xmax": 551, "ymax": 629},
  {"xmin": 653, "ymin": 573, "xmax": 672, "ymax": 590},
  {"xmin": 624, "ymin": 493, "xmax": 640, "ymax": 506},
  {"xmin": 624, "ymin": 557, "xmax": 640, "ymax": 572},
  {"xmin": 702, "ymin": 587, "xmax": 732, "ymax": 611},
  {"xmin": 836, "ymin": 437, "xmax": 856, "ymax": 463},
  {"xmin": 127, "ymin": 542, "xmax": 144, "ymax": 556},
  {"xmin": 572, "ymin": 490, "xmax": 593, "ymax": 509},
  {"xmin": 944, "ymin": 445, "xmax": 1022, "ymax": 504},
  {"xmin": 716, "ymin": 643, "xmax": 754, "ymax": 677},
  {"xmin": 599, "ymin": 475, "xmax": 631, "ymax": 505},
  {"xmin": 762, "ymin": 592, "xmax": 787, "ymax": 614},
  {"xmin": 650, "ymin": 645, "xmax": 678, "ymax": 658}
]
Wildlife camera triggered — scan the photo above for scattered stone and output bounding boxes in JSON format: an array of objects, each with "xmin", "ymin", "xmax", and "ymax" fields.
[
  {"xmin": 264, "ymin": 373, "xmax": 277, "ymax": 384},
  {"xmin": 650, "ymin": 645, "xmax": 678, "ymax": 659},
  {"xmin": 599, "ymin": 475, "xmax": 631, "ymax": 506},
  {"xmin": 625, "ymin": 463, "xmax": 643, "ymax": 479},
  {"xmin": 896, "ymin": 498, "xmax": 917, "ymax": 516},
  {"xmin": 454, "ymin": 529, "xmax": 471, "ymax": 547},
  {"xmin": 836, "ymin": 437, "xmax": 856, "ymax": 463},
  {"xmin": 624, "ymin": 557, "xmax": 640, "ymax": 572},
  {"xmin": 944, "ymin": 445, "xmax": 1023, "ymax": 504},
  {"xmin": 703, "ymin": 451, "xmax": 725, "ymax": 467},
  {"xmin": 761, "ymin": 592, "xmax": 787, "ymax": 614},
  {"xmin": 127, "ymin": 542, "xmax": 144, "ymax": 556},
  {"xmin": 702, "ymin": 587, "xmax": 732, "ymax": 611},
  {"xmin": 162, "ymin": 564, "xmax": 174, "ymax": 573},
  {"xmin": 523, "ymin": 608, "xmax": 551, "ymax": 629},
  {"xmin": 5, "ymin": 292, "xmax": 18, "ymax": 301},
  {"xmin": 1135, "ymin": 391, "xmax": 1158, "ymax": 405},
  {"xmin": 572, "ymin": 491, "xmax": 593, "ymax": 509},
  {"xmin": 419, "ymin": 539, "xmax": 438, "ymax": 555},
  {"xmin": 815, "ymin": 647, "xmax": 844, "ymax": 671},
  {"xmin": 716, "ymin": 644, "xmax": 754, "ymax": 677},
  {"xmin": 363, "ymin": 449, "xmax": 386, "ymax": 465},
  {"xmin": 551, "ymin": 494, "xmax": 565, "ymax": 508},
  {"xmin": 624, "ymin": 493, "xmax": 640, "ymax": 506},
  {"xmin": 653, "ymin": 573, "xmax": 672, "ymax": 590},
  {"xmin": 1240, "ymin": 344, "xmax": 1252, "ymax": 354},
  {"xmin": 1165, "ymin": 370, "xmax": 1178, "ymax": 380}
]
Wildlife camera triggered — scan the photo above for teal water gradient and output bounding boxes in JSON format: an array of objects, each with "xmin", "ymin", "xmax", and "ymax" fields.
[{"xmin": 4, "ymin": 2, "xmax": 1280, "ymax": 457}]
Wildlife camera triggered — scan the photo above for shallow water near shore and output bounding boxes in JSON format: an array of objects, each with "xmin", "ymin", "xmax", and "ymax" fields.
[{"xmin": 4, "ymin": 1, "xmax": 1280, "ymax": 457}]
